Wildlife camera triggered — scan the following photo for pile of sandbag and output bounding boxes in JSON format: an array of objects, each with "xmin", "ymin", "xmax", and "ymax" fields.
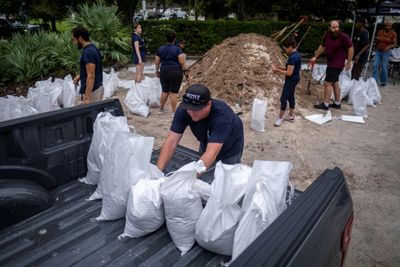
[
  {"xmin": 0, "ymin": 75, "xmax": 76, "ymax": 122},
  {"xmin": 340, "ymin": 74, "xmax": 381, "ymax": 118},
  {"xmin": 28, "ymin": 75, "xmax": 76, "ymax": 112},
  {"xmin": 0, "ymin": 95, "xmax": 38, "ymax": 122},
  {"xmin": 124, "ymin": 77, "xmax": 162, "ymax": 117}
]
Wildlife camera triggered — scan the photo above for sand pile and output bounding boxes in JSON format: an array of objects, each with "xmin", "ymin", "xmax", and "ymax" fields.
[{"xmin": 184, "ymin": 33, "xmax": 322, "ymax": 112}]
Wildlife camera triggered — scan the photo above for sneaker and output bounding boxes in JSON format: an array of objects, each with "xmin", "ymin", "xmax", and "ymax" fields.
[
  {"xmin": 314, "ymin": 103, "xmax": 329, "ymax": 110},
  {"xmin": 274, "ymin": 118, "xmax": 283, "ymax": 127},
  {"xmin": 380, "ymin": 83, "xmax": 386, "ymax": 87},
  {"xmin": 328, "ymin": 103, "xmax": 341, "ymax": 109},
  {"xmin": 158, "ymin": 108, "xmax": 167, "ymax": 115},
  {"xmin": 284, "ymin": 115, "xmax": 295, "ymax": 122}
]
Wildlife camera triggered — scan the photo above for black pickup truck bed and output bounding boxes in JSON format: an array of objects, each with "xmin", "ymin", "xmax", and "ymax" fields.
[{"xmin": 0, "ymin": 100, "xmax": 353, "ymax": 267}]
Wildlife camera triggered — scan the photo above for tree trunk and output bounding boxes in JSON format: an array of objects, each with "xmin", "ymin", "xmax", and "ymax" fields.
[
  {"xmin": 116, "ymin": 0, "xmax": 138, "ymax": 24},
  {"xmin": 51, "ymin": 16, "xmax": 57, "ymax": 32}
]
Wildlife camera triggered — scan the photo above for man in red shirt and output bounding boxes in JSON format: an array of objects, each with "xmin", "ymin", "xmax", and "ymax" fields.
[
  {"xmin": 312, "ymin": 20, "xmax": 354, "ymax": 110},
  {"xmin": 373, "ymin": 22, "xmax": 397, "ymax": 86}
]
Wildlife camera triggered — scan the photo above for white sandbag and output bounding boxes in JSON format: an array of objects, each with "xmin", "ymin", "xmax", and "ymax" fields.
[
  {"xmin": 250, "ymin": 98, "xmax": 267, "ymax": 132},
  {"xmin": 0, "ymin": 96, "xmax": 38, "ymax": 122},
  {"xmin": 339, "ymin": 71, "xmax": 353, "ymax": 100},
  {"xmin": 349, "ymin": 81, "xmax": 371, "ymax": 118},
  {"xmin": 118, "ymin": 79, "xmax": 134, "ymax": 91},
  {"xmin": 193, "ymin": 179, "xmax": 211, "ymax": 201},
  {"xmin": 119, "ymin": 175, "xmax": 165, "ymax": 239},
  {"xmin": 96, "ymin": 132, "xmax": 155, "ymax": 221},
  {"xmin": 61, "ymin": 75, "xmax": 77, "ymax": 108},
  {"xmin": 312, "ymin": 64, "xmax": 327, "ymax": 84},
  {"xmin": 146, "ymin": 77, "xmax": 162, "ymax": 108},
  {"xmin": 195, "ymin": 162, "xmax": 252, "ymax": 255},
  {"xmin": 27, "ymin": 80, "xmax": 62, "ymax": 112},
  {"xmin": 161, "ymin": 161, "xmax": 206, "ymax": 256},
  {"xmin": 103, "ymin": 68, "xmax": 119, "ymax": 99},
  {"xmin": 124, "ymin": 83, "xmax": 150, "ymax": 117},
  {"xmin": 365, "ymin": 77, "xmax": 382, "ymax": 105},
  {"xmin": 232, "ymin": 160, "xmax": 292, "ymax": 261},
  {"xmin": 80, "ymin": 112, "xmax": 129, "ymax": 186}
]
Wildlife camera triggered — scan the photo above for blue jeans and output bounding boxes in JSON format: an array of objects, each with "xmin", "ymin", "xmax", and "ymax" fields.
[{"xmin": 373, "ymin": 50, "xmax": 391, "ymax": 85}]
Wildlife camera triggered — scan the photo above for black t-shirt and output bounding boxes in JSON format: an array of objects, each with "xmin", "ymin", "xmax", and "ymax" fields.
[
  {"xmin": 171, "ymin": 99, "xmax": 244, "ymax": 161},
  {"xmin": 79, "ymin": 44, "xmax": 103, "ymax": 94},
  {"xmin": 352, "ymin": 28, "xmax": 369, "ymax": 63},
  {"xmin": 156, "ymin": 44, "xmax": 183, "ymax": 71}
]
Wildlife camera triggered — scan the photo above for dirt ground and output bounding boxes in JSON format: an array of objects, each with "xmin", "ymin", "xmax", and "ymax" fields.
[{"xmin": 115, "ymin": 34, "xmax": 399, "ymax": 266}]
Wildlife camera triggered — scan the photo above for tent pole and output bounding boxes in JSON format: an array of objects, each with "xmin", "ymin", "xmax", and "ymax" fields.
[
  {"xmin": 351, "ymin": 11, "xmax": 356, "ymax": 39},
  {"xmin": 364, "ymin": 15, "xmax": 380, "ymax": 80}
]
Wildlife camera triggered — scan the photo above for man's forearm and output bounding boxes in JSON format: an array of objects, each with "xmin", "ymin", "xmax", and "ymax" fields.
[
  {"xmin": 156, "ymin": 141, "xmax": 176, "ymax": 171},
  {"xmin": 84, "ymin": 76, "xmax": 95, "ymax": 99},
  {"xmin": 347, "ymin": 47, "xmax": 354, "ymax": 62}
]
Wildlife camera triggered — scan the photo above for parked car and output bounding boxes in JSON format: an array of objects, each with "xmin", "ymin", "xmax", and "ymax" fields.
[
  {"xmin": 0, "ymin": 17, "xmax": 40, "ymax": 38},
  {"xmin": 0, "ymin": 99, "xmax": 354, "ymax": 266}
]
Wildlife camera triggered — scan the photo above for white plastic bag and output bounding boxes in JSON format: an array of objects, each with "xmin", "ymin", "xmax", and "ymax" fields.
[
  {"xmin": 349, "ymin": 81, "xmax": 370, "ymax": 118},
  {"xmin": 95, "ymin": 132, "xmax": 154, "ymax": 221},
  {"xmin": 27, "ymin": 79, "xmax": 62, "ymax": 112},
  {"xmin": 161, "ymin": 161, "xmax": 206, "ymax": 256},
  {"xmin": 195, "ymin": 162, "xmax": 252, "ymax": 255},
  {"xmin": 250, "ymin": 98, "xmax": 267, "ymax": 132},
  {"xmin": 365, "ymin": 77, "xmax": 382, "ymax": 105},
  {"xmin": 146, "ymin": 77, "xmax": 162, "ymax": 108},
  {"xmin": 119, "ymin": 165, "xmax": 165, "ymax": 238},
  {"xmin": 103, "ymin": 68, "xmax": 119, "ymax": 99},
  {"xmin": 79, "ymin": 112, "xmax": 129, "ymax": 186},
  {"xmin": 232, "ymin": 160, "xmax": 293, "ymax": 261},
  {"xmin": 61, "ymin": 75, "xmax": 77, "ymax": 108},
  {"xmin": 124, "ymin": 83, "xmax": 150, "ymax": 117},
  {"xmin": 339, "ymin": 71, "xmax": 354, "ymax": 101}
]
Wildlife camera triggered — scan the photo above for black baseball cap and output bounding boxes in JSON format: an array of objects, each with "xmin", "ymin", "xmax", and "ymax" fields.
[{"xmin": 180, "ymin": 84, "xmax": 211, "ymax": 111}]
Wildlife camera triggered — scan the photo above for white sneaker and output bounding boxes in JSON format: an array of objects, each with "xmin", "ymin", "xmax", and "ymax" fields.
[
  {"xmin": 158, "ymin": 108, "xmax": 167, "ymax": 115},
  {"xmin": 284, "ymin": 115, "xmax": 295, "ymax": 122},
  {"xmin": 274, "ymin": 118, "xmax": 283, "ymax": 127}
]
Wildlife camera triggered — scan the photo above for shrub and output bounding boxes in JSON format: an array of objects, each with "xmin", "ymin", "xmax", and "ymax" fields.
[{"xmin": 69, "ymin": 2, "xmax": 132, "ymax": 65}]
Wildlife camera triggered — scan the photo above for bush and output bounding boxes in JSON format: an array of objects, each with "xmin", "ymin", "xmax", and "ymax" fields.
[
  {"xmin": 140, "ymin": 20, "xmax": 393, "ymax": 56},
  {"xmin": 69, "ymin": 2, "xmax": 132, "ymax": 65}
]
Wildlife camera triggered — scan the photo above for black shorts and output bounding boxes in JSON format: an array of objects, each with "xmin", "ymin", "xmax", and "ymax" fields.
[
  {"xmin": 159, "ymin": 69, "xmax": 183, "ymax": 94},
  {"xmin": 325, "ymin": 66, "xmax": 342, "ymax": 83}
]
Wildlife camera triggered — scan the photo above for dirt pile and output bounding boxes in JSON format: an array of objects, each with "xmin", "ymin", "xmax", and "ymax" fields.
[{"xmin": 185, "ymin": 33, "xmax": 323, "ymax": 112}]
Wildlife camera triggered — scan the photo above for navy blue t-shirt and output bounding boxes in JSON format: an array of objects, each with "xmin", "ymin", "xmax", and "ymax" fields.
[
  {"xmin": 132, "ymin": 33, "xmax": 145, "ymax": 59},
  {"xmin": 156, "ymin": 44, "xmax": 183, "ymax": 71},
  {"xmin": 79, "ymin": 44, "xmax": 103, "ymax": 94},
  {"xmin": 171, "ymin": 99, "xmax": 244, "ymax": 161},
  {"xmin": 285, "ymin": 51, "xmax": 302, "ymax": 82}
]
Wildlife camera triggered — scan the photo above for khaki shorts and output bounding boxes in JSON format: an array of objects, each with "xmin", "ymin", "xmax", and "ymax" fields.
[{"xmin": 76, "ymin": 86, "xmax": 104, "ymax": 105}]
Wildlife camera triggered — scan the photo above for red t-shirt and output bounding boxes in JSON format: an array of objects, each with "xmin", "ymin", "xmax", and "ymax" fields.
[
  {"xmin": 376, "ymin": 29, "xmax": 397, "ymax": 51},
  {"xmin": 322, "ymin": 32, "xmax": 353, "ymax": 69}
]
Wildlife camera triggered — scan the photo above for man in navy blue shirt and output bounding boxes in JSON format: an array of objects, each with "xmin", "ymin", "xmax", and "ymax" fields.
[
  {"xmin": 71, "ymin": 27, "xmax": 103, "ymax": 104},
  {"xmin": 156, "ymin": 84, "xmax": 244, "ymax": 172}
]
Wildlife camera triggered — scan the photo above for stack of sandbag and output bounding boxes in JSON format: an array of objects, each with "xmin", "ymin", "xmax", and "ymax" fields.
[
  {"xmin": 27, "ymin": 75, "xmax": 76, "ymax": 112},
  {"xmin": 79, "ymin": 112, "xmax": 129, "ymax": 187},
  {"xmin": 195, "ymin": 162, "xmax": 252, "ymax": 255},
  {"xmin": 231, "ymin": 160, "xmax": 293, "ymax": 261},
  {"xmin": 119, "ymin": 164, "xmax": 166, "ymax": 238},
  {"xmin": 160, "ymin": 161, "xmax": 207, "ymax": 256},
  {"xmin": 95, "ymin": 131, "xmax": 155, "ymax": 221},
  {"xmin": 124, "ymin": 77, "xmax": 162, "ymax": 117},
  {"xmin": 0, "ymin": 95, "xmax": 38, "ymax": 122}
]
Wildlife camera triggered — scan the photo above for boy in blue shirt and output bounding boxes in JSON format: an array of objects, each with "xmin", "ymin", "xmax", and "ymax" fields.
[{"xmin": 272, "ymin": 38, "xmax": 302, "ymax": 127}]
